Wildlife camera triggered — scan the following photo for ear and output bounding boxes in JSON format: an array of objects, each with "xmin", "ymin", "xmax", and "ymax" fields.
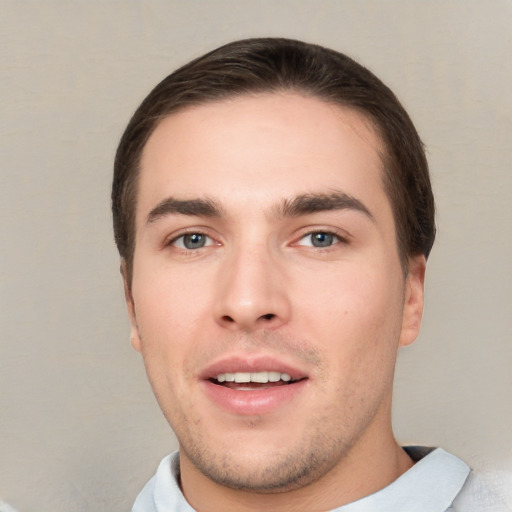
[
  {"xmin": 399, "ymin": 255, "xmax": 426, "ymax": 347},
  {"xmin": 121, "ymin": 260, "xmax": 142, "ymax": 353}
]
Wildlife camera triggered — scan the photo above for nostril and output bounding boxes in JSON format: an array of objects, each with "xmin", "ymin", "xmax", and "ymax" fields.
[{"xmin": 218, "ymin": 312, "xmax": 278, "ymax": 327}]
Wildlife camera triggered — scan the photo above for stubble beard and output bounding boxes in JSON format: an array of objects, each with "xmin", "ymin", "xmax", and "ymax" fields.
[
  {"xmin": 147, "ymin": 330, "xmax": 392, "ymax": 494},
  {"xmin": 175, "ymin": 408, "xmax": 373, "ymax": 495}
]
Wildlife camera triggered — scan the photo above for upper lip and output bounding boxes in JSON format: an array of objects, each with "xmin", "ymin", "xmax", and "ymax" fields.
[{"xmin": 199, "ymin": 354, "xmax": 309, "ymax": 381}]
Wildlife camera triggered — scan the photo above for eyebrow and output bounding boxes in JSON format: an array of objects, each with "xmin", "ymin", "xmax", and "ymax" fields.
[
  {"xmin": 272, "ymin": 191, "xmax": 374, "ymax": 221},
  {"xmin": 146, "ymin": 197, "xmax": 224, "ymax": 224},
  {"xmin": 145, "ymin": 191, "xmax": 374, "ymax": 225}
]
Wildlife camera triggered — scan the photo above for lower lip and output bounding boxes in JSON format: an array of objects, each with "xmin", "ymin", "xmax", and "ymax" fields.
[{"xmin": 201, "ymin": 379, "xmax": 308, "ymax": 416}]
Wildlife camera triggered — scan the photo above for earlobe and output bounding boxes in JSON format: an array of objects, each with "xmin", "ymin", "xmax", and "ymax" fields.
[
  {"xmin": 121, "ymin": 260, "xmax": 142, "ymax": 353},
  {"xmin": 399, "ymin": 255, "xmax": 426, "ymax": 347}
]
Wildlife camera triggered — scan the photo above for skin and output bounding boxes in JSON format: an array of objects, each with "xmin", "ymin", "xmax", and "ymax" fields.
[{"xmin": 123, "ymin": 93, "xmax": 426, "ymax": 511}]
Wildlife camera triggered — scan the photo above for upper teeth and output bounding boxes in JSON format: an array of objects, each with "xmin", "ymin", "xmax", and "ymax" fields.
[{"xmin": 216, "ymin": 371, "xmax": 292, "ymax": 383}]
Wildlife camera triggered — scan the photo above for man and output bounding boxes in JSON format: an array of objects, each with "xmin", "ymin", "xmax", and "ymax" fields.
[{"xmin": 112, "ymin": 38, "xmax": 473, "ymax": 511}]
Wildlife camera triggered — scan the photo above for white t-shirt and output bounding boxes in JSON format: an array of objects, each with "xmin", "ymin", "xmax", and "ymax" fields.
[{"xmin": 132, "ymin": 447, "xmax": 504, "ymax": 511}]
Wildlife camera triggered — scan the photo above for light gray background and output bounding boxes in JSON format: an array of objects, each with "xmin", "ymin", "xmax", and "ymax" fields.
[{"xmin": 1, "ymin": 1, "xmax": 511, "ymax": 511}]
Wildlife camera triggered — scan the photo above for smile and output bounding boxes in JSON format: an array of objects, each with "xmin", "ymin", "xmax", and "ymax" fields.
[
  {"xmin": 215, "ymin": 371, "xmax": 293, "ymax": 384},
  {"xmin": 201, "ymin": 357, "xmax": 309, "ymax": 415}
]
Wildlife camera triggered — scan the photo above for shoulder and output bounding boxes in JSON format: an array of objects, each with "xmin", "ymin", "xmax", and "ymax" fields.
[
  {"xmin": 452, "ymin": 461, "xmax": 512, "ymax": 512},
  {"xmin": 132, "ymin": 452, "xmax": 193, "ymax": 512}
]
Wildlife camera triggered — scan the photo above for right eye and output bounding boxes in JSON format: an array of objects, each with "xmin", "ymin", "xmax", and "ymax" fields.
[{"xmin": 170, "ymin": 233, "xmax": 213, "ymax": 250}]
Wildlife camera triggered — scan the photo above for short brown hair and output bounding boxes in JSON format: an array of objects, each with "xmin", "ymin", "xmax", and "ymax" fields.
[{"xmin": 113, "ymin": 38, "xmax": 435, "ymax": 278}]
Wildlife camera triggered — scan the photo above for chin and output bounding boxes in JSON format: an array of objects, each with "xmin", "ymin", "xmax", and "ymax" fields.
[{"xmin": 179, "ymin": 426, "xmax": 345, "ymax": 493}]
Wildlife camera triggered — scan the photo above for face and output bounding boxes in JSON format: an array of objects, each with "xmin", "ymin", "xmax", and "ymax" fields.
[{"xmin": 125, "ymin": 93, "xmax": 425, "ymax": 493}]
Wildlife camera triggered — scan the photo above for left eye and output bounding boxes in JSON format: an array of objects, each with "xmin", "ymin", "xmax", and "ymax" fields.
[
  {"xmin": 297, "ymin": 232, "xmax": 340, "ymax": 248},
  {"xmin": 171, "ymin": 233, "xmax": 213, "ymax": 250}
]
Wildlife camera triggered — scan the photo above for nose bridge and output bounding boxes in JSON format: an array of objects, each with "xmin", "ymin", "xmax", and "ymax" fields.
[{"xmin": 214, "ymin": 237, "xmax": 290, "ymax": 330}]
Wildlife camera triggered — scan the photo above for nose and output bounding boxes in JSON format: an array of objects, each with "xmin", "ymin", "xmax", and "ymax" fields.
[{"xmin": 213, "ymin": 243, "xmax": 291, "ymax": 331}]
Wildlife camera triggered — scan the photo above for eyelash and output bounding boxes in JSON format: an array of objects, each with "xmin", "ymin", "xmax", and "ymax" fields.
[
  {"xmin": 166, "ymin": 231, "xmax": 215, "ymax": 251},
  {"xmin": 164, "ymin": 228, "xmax": 349, "ymax": 253},
  {"xmin": 294, "ymin": 229, "xmax": 349, "ymax": 249}
]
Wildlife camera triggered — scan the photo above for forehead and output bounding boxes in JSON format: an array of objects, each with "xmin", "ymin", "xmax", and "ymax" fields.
[{"xmin": 137, "ymin": 93, "xmax": 388, "ymax": 221}]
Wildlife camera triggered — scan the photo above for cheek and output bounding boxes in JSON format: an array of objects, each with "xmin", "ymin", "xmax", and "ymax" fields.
[
  {"xmin": 133, "ymin": 262, "xmax": 209, "ymax": 336},
  {"xmin": 130, "ymin": 280, "xmax": 193, "ymax": 394},
  {"xmin": 300, "ymin": 260, "xmax": 403, "ymax": 324},
  {"xmin": 295, "ymin": 261, "xmax": 404, "ymax": 368},
  {"xmin": 132, "ymin": 275, "xmax": 201, "ymax": 412}
]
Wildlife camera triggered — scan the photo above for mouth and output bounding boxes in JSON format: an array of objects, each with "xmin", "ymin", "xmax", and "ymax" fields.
[
  {"xmin": 200, "ymin": 356, "xmax": 309, "ymax": 415},
  {"xmin": 210, "ymin": 371, "xmax": 304, "ymax": 390}
]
